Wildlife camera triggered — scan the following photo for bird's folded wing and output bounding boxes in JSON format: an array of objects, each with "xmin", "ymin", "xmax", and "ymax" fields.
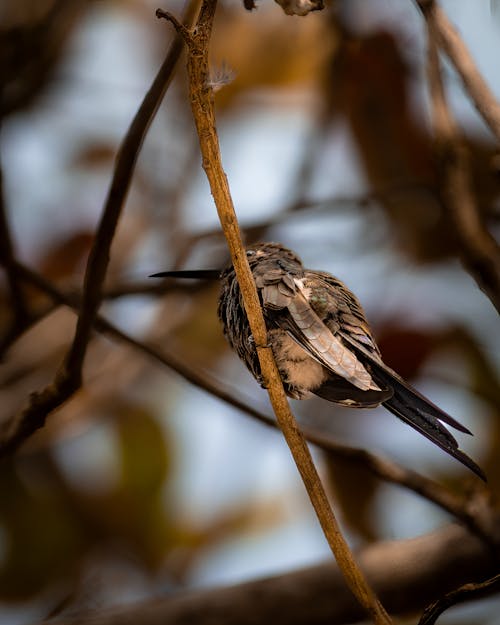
[{"xmin": 280, "ymin": 290, "xmax": 381, "ymax": 392}]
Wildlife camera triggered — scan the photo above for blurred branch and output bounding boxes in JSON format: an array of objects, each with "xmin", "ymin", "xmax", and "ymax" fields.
[
  {"xmin": 39, "ymin": 524, "xmax": 498, "ymax": 625},
  {"xmin": 0, "ymin": 167, "xmax": 31, "ymax": 330},
  {"xmin": 163, "ymin": 193, "xmax": 372, "ymax": 259},
  {"xmin": 419, "ymin": 572, "xmax": 500, "ymax": 625},
  {"xmin": 422, "ymin": 2, "xmax": 500, "ymax": 313},
  {"xmin": 1, "ymin": 0, "xmax": 84, "ymax": 116},
  {"xmin": 157, "ymin": 2, "xmax": 391, "ymax": 622},
  {"xmin": 173, "ymin": 183, "xmax": 430, "ymax": 255},
  {"xmin": 0, "ymin": 3, "xmax": 199, "ymax": 457},
  {"xmin": 416, "ymin": 0, "xmax": 500, "ymax": 144},
  {"xmin": 0, "ymin": 279, "xmax": 207, "ymax": 360}
]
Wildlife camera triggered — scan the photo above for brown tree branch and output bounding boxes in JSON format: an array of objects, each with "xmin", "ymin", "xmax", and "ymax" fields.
[
  {"xmin": 157, "ymin": 2, "xmax": 391, "ymax": 622},
  {"xmin": 419, "ymin": 572, "xmax": 500, "ymax": 625},
  {"xmin": 422, "ymin": 1, "xmax": 500, "ymax": 313},
  {"xmin": 39, "ymin": 523, "xmax": 498, "ymax": 625},
  {"xmin": 0, "ymin": 2, "xmax": 199, "ymax": 457},
  {"xmin": 417, "ymin": 0, "xmax": 500, "ymax": 144}
]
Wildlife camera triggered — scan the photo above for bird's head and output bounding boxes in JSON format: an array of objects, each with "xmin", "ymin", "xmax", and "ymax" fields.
[{"xmin": 244, "ymin": 242, "xmax": 302, "ymax": 265}]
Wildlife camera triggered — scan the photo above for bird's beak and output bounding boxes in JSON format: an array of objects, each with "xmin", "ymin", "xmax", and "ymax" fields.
[{"xmin": 149, "ymin": 269, "xmax": 222, "ymax": 280}]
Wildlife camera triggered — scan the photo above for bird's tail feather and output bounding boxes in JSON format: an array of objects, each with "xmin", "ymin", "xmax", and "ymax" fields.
[
  {"xmin": 340, "ymin": 332, "xmax": 485, "ymax": 480},
  {"xmin": 375, "ymin": 365, "xmax": 472, "ymax": 434},
  {"xmin": 341, "ymin": 331, "xmax": 473, "ymax": 434},
  {"xmin": 382, "ymin": 393, "xmax": 486, "ymax": 481}
]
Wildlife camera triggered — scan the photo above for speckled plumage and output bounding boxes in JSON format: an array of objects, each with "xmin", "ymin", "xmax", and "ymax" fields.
[
  {"xmin": 153, "ymin": 242, "xmax": 485, "ymax": 480},
  {"xmin": 218, "ymin": 243, "xmax": 386, "ymax": 403}
]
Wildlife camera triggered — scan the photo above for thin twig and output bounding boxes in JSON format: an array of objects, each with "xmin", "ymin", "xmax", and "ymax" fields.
[
  {"xmin": 0, "ymin": 3, "xmax": 199, "ymax": 457},
  {"xmin": 0, "ymin": 278, "xmax": 209, "ymax": 360},
  {"xmin": 422, "ymin": 2, "xmax": 500, "ymax": 313},
  {"xmin": 157, "ymin": 2, "xmax": 392, "ymax": 623},
  {"xmin": 417, "ymin": 0, "xmax": 500, "ymax": 144},
  {"xmin": 418, "ymin": 572, "xmax": 500, "ymax": 625}
]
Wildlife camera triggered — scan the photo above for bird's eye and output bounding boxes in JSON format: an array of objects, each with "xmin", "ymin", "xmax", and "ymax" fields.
[{"xmin": 246, "ymin": 250, "xmax": 256, "ymax": 256}]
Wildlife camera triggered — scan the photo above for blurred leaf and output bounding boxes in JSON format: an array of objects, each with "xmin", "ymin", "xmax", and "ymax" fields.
[
  {"xmin": 210, "ymin": 4, "xmax": 337, "ymax": 109},
  {"xmin": 0, "ymin": 456, "xmax": 84, "ymax": 600},
  {"xmin": 72, "ymin": 143, "xmax": 117, "ymax": 169},
  {"xmin": 74, "ymin": 402, "xmax": 173, "ymax": 569},
  {"xmin": 39, "ymin": 232, "xmax": 93, "ymax": 282},
  {"xmin": 327, "ymin": 29, "xmax": 500, "ymax": 263},
  {"xmin": 325, "ymin": 454, "xmax": 380, "ymax": 542},
  {"xmin": 376, "ymin": 325, "xmax": 435, "ymax": 380},
  {"xmin": 173, "ymin": 287, "xmax": 229, "ymax": 367},
  {"xmin": 0, "ymin": 403, "xmax": 173, "ymax": 599}
]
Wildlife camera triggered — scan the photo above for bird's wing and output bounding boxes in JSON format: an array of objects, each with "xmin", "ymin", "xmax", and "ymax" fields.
[
  {"xmin": 285, "ymin": 290, "xmax": 381, "ymax": 391},
  {"xmin": 308, "ymin": 273, "xmax": 471, "ymax": 429},
  {"xmin": 296, "ymin": 271, "xmax": 485, "ymax": 480},
  {"xmin": 305, "ymin": 271, "xmax": 382, "ymax": 355},
  {"xmin": 257, "ymin": 272, "xmax": 380, "ymax": 392}
]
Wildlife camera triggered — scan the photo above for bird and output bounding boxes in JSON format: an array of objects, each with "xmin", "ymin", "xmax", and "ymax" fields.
[{"xmin": 151, "ymin": 241, "xmax": 485, "ymax": 481}]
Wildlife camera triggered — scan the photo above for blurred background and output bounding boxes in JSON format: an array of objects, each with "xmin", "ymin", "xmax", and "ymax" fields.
[{"xmin": 1, "ymin": 0, "xmax": 499, "ymax": 623}]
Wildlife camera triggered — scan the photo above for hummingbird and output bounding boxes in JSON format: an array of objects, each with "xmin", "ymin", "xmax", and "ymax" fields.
[{"xmin": 151, "ymin": 242, "xmax": 485, "ymax": 481}]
